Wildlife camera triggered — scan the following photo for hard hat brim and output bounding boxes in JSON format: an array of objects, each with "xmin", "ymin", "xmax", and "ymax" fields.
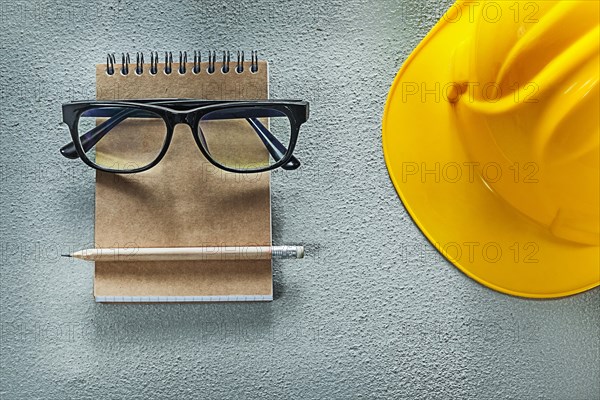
[{"xmin": 382, "ymin": 3, "xmax": 599, "ymax": 298}]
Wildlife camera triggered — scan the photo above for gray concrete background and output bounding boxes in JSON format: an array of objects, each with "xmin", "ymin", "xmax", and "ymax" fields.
[{"xmin": 0, "ymin": 0, "xmax": 598, "ymax": 399}]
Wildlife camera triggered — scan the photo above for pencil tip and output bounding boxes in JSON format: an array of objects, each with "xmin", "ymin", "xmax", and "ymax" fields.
[{"xmin": 61, "ymin": 254, "xmax": 72, "ymax": 257}]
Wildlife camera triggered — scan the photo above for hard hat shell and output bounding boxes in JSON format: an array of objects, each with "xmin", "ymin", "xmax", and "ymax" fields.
[{"xmin": 382, "ymin": 0, "xmax": 599, "ymax": 298}]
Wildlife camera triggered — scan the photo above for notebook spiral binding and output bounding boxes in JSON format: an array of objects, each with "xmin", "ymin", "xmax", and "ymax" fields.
[{"xmin": 106, "ymin": 50, "xmax": 259, "ymax": 76}]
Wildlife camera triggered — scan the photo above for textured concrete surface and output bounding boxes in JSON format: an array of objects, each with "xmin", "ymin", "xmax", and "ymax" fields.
[{"xmin": 0, "ymin": 0, "xmax": 599, "ymax": 399}]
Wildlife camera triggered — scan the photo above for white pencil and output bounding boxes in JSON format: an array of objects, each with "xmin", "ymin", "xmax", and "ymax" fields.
[{"xmin": 63, "ymin": 245, "xmax": 304, "ymax": 262}]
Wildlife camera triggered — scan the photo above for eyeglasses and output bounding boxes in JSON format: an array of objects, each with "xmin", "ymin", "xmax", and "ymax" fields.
[{"xmin": 60, "ymin": 99, "xmax": 309, "ymax": 173}]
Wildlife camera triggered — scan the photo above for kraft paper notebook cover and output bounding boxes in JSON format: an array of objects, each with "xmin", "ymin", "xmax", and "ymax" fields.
[{"xmin": 93, "ymin": 51, "xmax": 272, "ymax": 302}]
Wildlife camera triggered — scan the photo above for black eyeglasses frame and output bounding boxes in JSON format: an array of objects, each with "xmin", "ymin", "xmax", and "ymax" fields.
[{"xmin": 61, "ymin": 98, "xmax": 309, "ymax": 174}]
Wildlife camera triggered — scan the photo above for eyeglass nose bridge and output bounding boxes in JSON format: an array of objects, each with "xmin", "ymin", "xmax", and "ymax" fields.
[{"xmin": 167, "ymin": 112, "xmax": 194, "ymax": 127}]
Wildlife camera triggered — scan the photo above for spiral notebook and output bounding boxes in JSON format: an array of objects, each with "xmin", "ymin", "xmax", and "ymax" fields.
[{"xmin": 93, "ymin": 51, "xmax": 273, "ymax": 302}]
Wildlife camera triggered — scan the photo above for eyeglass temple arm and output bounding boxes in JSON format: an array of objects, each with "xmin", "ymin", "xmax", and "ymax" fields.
[
  {"xmin": 60, "ymin": 109, "xmax": 133, "ymax": 159},
  {"xmin": 245, "ymin": 118, "xmax": 300, "ymax": 170},
  {"xmin": 60, "ymin": 112, "xmax": 300, "ymax": 170}
]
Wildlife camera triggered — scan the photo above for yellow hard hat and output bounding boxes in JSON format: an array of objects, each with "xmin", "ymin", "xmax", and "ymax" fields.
[{"xmin": 382, "ymin": 0, "xmax": 599, "ymax": 298}]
